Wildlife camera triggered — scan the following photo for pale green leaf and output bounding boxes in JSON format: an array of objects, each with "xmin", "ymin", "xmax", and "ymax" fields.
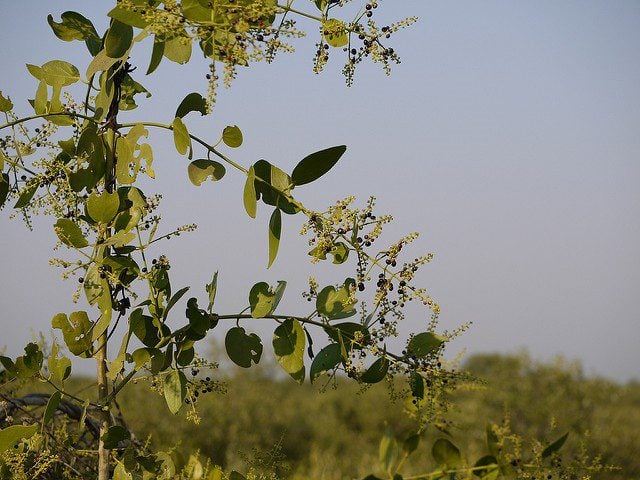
[
  {"xmin": 188, "ymin": 159, "xmax": 225, "ymax": 186},
  {"xmin": 164, "ymin": 369, "xmax": 187, "ymax": 414},
  {"xmin": 222, "ymin": 125, "xmax": 243, "ymax": 148},
  {"xmin": 172, "ymin": 117, "xmax": 191, "ymax": 155},
  {"xmin": 273, "ymin": 319, "xmax": 305, "ymax": 384},
  {"xmin": 267, "ymin": 208, "xmax": 281, "ymax": 268},
  {"xmin": 0, "ymin": 425, "xmax": 38, "ymax": 453}
]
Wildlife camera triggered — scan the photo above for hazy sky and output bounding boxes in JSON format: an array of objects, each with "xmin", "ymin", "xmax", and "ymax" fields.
[{"xmin": 1, "ymin": 1, "xmax": 638, "ymax": 381}]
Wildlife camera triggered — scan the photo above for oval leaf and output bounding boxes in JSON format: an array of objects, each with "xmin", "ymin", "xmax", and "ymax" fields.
[
  {"xmin": 164, "ymin": 369, "xmax": 187, "ymax": 414},
  {"xmin": 54, "ymin": 218, "xmax": 88, "ymax": 248},
  {"xmin": 432, "ymin": 438, "xmax": 461, "ymax": 469},
  {"xmin": 188, "ymin": 159, "xmax": 226, "ymax": 186},
  {"xmin": 0, "ymin": 424, "xmax": 38, "ymax": 453},
  {"xmin": 243, "ymin": 166, "xmax": 257, "ymax": 218},
  {"xmin": 222, "ymin": 125, "xmax": 243, "ymax": 148},
  {"xmin": 86, "ymin": 190, "xmax": 120, "ymax": 224},
  {"xmin": 360, "ymin": 356, "xmax": 389, "ymax": 384},
  {"xmin": 172, "ymin": 117, "xmax": 191, "ymax": 155},
  {"xmin": 225, "ymin": 327, "xmax": 263, "ymax": 368},
  {"xmin": 273, "ymin": 319, "xmax": 306, "ymax": 384},
  {"xmin": 42, "ymin": 391, "xmax": 62, "ymax": 427},
  {"xmin": 407, "ymin": 332, "xmax": 444, "ymax": 358},
  {"xmin": 310, "ymin": 343, "xmax": 342, "ymax": 383},
  {"xmin": 105, "ymin": 20, "xmax": 133, "ymax": 58},
  {"xmin": 291, "ymin": 145, "xmax": 346, "ymax": 186},
  {"xmin": 542, "ymin": 432, "xmax": 569, "ymax": 458}
]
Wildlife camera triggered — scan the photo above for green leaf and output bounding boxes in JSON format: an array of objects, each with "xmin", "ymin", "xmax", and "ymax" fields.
[
  {"xmin": 164, "ymin": 286, "xmax": 190, "ymax": 320},
  {"xmin": 310, "ymin": 343, "xmax": 342, "ymax": 383},
  {"xmin": 86, "ymin": 190, "xmax": 120, "ymax": 223},
  {"xmin": 542, "ymin": 432, "xmax": 569, "ymax": 459},
  {"xmin": 14, "ymin": 184, "xmax": 37, "ymax": 208},
  {"xmin": 222, "ymin": 125, "xmax": 243, "ymax": 148},
  {"xmin": 52, "ymin": 311, "xmax": 93, "ymax": 357},
  {"xmin": 105, "ymin": 20, "xmax": 134, "ymax": 58},
  {"xmin": 27, "ymin": 60, "xmax": 80, "ymax": 87},
  {"xmin": 291, "ymin": 145, "xmax": 346, "ymax": 186},
  {"xmin": 172, "ymin": 117, "xmax": 191, "ymax": 155},
  {"xmin": 54, "ymin": 218, "xmax": 89, "ymax": 248},
  {"xmin": 119, "ymin": 74, "xmax": 150, "ymax": 110},
  {"xmin": 361, "ymin": 357, "xmax": 389, "ymax": 384},
  {"xmin": 316, "ymin": 279, "xmax": 356, "ymax": 320},
  {"xmin": 432, "ymin": 438, "xmax": 461, "ymax": 469},
  {"xmin": 0, "ymin": 91, "xmax": 13, "ymax": 112},
  {"xmin": 176, "ymin": 92, "xmax": 207, "ymax": 118},
  {"xmin": 164, "ymin": 36, "xmax": 192, "ymax": 64},
  {"xmin": 42, "ymin": 391, "xmax": 62, "ymax": 427},
  {"xmin": 205, "ymin": 271, "xmax": 218, "ymax": 313},
  {"xmin": 185, "ymin": 297, "xmax": 216, "ymax": 339},
  {"xmin": 34, "ymin": 80, "xmax": 48, "ymax": 114},
  {"xmin": 0, "ymin": 424, "xmax": 38, "ymax": 453},
  {"xmin": 473, "ymin": 456, "xmax": 499, "ymax": 478},
  {"xmin": 267, "ymin": 208, "xmax": 281, "ymax": 268},
  {"xmin": 331, "ymin": 242, "xmax": 349, "ymax": 264},
  {"xmin": 325, "ymin": 322, "xmax": 370, "ymax": 351},
  {"xmin": 225, "ymin": 327, "xmax": 263, "ymax": 368},
  {"xmin": 249, "ymin": 282, "xmax": 275, "ymax": 318},
  {"xmin": 130, "ymin": 308, "xmax": 170, "ymax": 348},
  {"xmin": 108, "ymin": 0, "xmax": 151, "ymax": 28},
  {"xmin": 84, "ymin": 264, "xmax": 108, "ymax": 306},
  {"xmin": 86, "ymin": 49, "xmax": 120, "ymax": 79},
  {"xmin": 164, "ymin": 370, "xmax": 187, "ymax": 414},
  {"xmin": 113, "ymin": 461, "xmax": 133, "ymax": 480},
  {"xmin": 379, "ymin": 429, "xmax": 399, "ymax": 475},
  {"xmin": 48, "ymin": 342, "xmax": 72, "ymax": 382},
  {"xmin": 0, "ymin": 173, "xmax": 9, "ymax": 208},
  {"xmin": 407, "ymin": 332, "xmax": 444, "ymax": 358},
  {"xmin": 132, "ymin": 347, "xmax": 164, "ymax": 373},
  {"xmin": 101, "ymin": 425, "xmax": 130, "ymax": 449},
  {"xmin": 403, "ymin": 434, "xmax": 420, "ymax": 456},
  {"xmin": 147, "ymin": 38, "xmax": 165, "ymax": 74},
  {"xmin": 409, "ymin": 371, "xmax": 424, "ymax": 399},
  {"xmin": 273, "ymin": 319, "xmax": 306, "ymax": 384},
  {"xmin": 243, "ymin": 166, "xmax": 257, "ymax": 218},
  {"xmin": 323, "ymin": 19, "xmax": 349, "ymax": 47},
  {"xmin": 229, "ymin": 472, "xmax": 247, "ymax": 480},
  {"xmin": 47, "ymin": 11, "xmax": 99, "ymax": 43},
  {"xmin": 188, "ymin": 159, "xmax": 226, "ymax": 186}
]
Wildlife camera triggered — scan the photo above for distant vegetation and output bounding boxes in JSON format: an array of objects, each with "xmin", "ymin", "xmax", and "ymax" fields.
[{"xmin": 86, "ymin": 352, "xmax": 639, "ymax": 479}]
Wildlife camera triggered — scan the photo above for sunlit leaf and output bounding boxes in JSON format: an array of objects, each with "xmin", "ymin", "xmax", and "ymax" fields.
[
  {"xmin": 86, "ymin": 190, "xmax": 120, "ymax": 223},
  {"xmin": 172, "ymin": 117, "xmax": 191, "ymax": 155},
  {"xmin": 164, "ymin": 369, "xmax": 187, "ymax": 414},
  {"xmin": 54, "ymin": 218, "xmax": 89, "ymax": 248},
  {"xmin": 0, "ymin": 424, "xmax": 38, "ymax": 453},
  {"xmin": 267, "ymin": 208, "xmax": 281, "ymax": 268},
  {"xmin": 188, "ymin": 159, "xmax": 226, "ymax": 186},
  {"xmin": 273, "ymin": 319, "xmax": 305, "ymax": 384},
  {"xmin": 243, "ymin": 166, "xmax": 257, "ymax": 218}
]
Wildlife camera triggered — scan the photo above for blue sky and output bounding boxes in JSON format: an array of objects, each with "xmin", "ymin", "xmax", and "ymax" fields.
[{"xmin": 1, "ymin": 1, "xmax": 639, "ymax": 381}]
